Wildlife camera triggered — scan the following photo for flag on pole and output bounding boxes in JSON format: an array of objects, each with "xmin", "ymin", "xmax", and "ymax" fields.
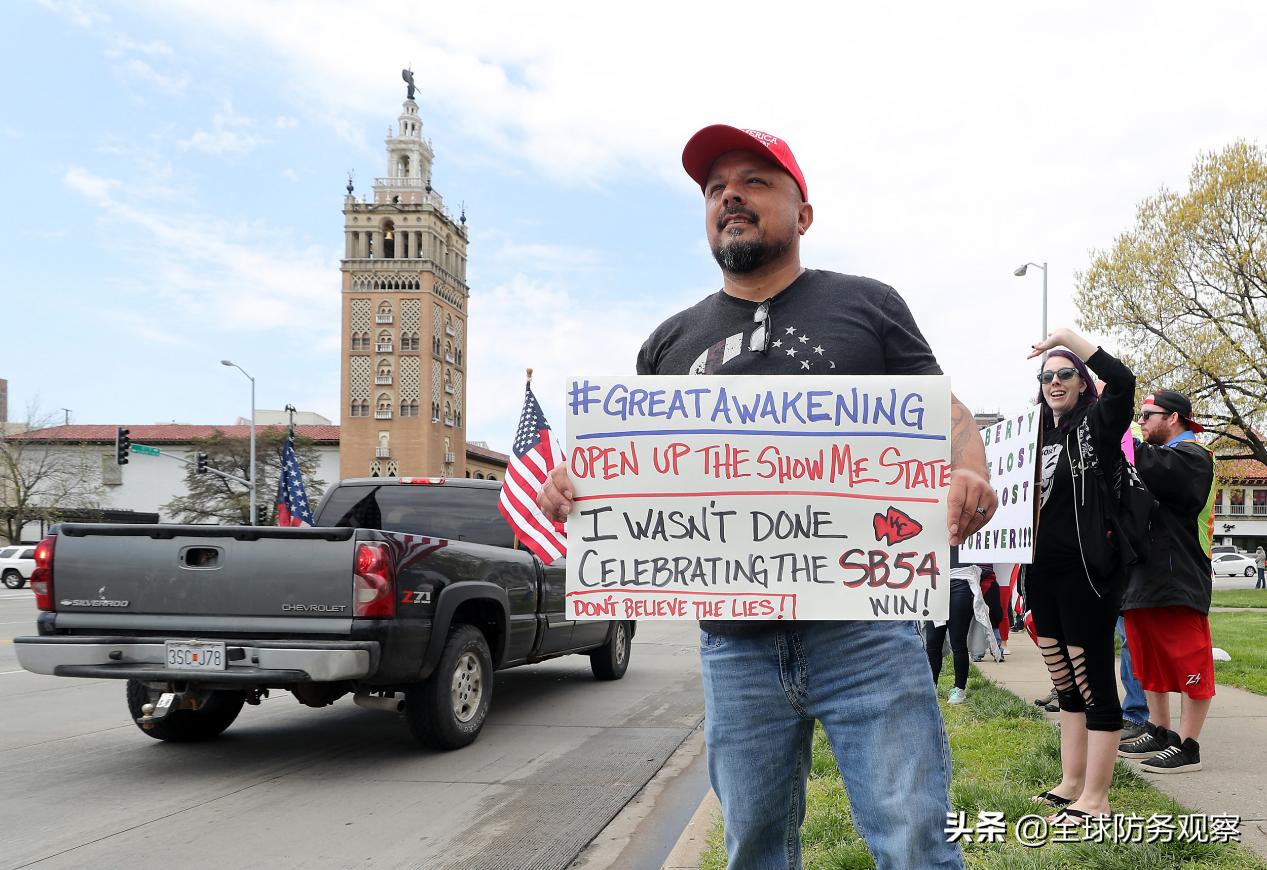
[
  {"xmin": 498, "ymin": 379, "xmax": 567, "ymax": 563},
  {"xmin": 276, "ymin": 428, "xmax": 315, "ymax": 527}
]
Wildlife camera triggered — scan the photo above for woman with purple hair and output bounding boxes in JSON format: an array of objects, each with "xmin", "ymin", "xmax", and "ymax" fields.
[{"xmin": 1025, "ymin": 326, "xmax": 1135, "ymax": 823}]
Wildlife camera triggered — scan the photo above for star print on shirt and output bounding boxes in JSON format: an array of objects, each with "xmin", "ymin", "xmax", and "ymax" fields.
[
  {"xmin": 800, "ymin": 360, "xmax": 811, "ymax": 370},
  {"xmin": 785, "ymin": 326, "xmax": 797, "ymax": 335},
  {"xmin": 785, "ymin": 347, "xmax": 798, "ymax": 357}
]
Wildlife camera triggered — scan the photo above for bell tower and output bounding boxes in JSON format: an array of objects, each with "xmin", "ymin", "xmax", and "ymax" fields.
[{"xmin": 339, "ymin": 71, "xmax": 470, "ymax": 479}]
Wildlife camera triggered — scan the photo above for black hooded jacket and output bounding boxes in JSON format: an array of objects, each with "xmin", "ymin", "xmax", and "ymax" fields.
[
  {"xmin": 1032, "ymin": 348, "xmax": 1137, "ymax": 596},
  {"xmin": 1124, "ymin": 437, "xmax": 1215, "ymax": 613}
]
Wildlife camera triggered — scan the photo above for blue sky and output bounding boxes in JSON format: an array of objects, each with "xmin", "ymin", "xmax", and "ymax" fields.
[{"xmin": 3, "ymin": 0, "xmax": 1265, "ymax": 454}]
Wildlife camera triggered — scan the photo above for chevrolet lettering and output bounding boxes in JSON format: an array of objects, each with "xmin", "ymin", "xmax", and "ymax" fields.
[{"xmin": 282, "ymin": 603, "xmax": 348, "ymax": 612}]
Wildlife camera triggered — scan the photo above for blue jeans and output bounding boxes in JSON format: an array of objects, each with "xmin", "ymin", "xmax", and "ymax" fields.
[
  {"xmin": 1117, "ymin": 616, "xmax": 1148, "ymax": 726},
  {"xmin": 700, "ymin": 621, "xmax": 962, "ymax": 870}
]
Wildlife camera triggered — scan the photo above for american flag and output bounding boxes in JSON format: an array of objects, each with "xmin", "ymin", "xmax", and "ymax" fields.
[
  {"xmin": 275, "ymin": 429, "xmax": 315, "ymax": 527},
  {"xmin": 498, "ymin": 381, "xmax": 567, "ymax": 563}
]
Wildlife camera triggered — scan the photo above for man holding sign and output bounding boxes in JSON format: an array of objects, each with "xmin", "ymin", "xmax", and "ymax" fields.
[{"xmin": 538, "ymin": 126, "xmax": 994, "ymax": 869}]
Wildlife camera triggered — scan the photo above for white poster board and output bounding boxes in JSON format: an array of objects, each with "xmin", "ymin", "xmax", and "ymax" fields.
[
  {"xmin": 564, "ymin": 375, "xmax": 951, "ymax": 621},
  {"xmin": 959, "ymin": 404, "xmax": 1041, "ymax": 563}
]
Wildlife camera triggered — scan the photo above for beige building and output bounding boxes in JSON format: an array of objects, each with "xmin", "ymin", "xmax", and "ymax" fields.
[{"xmin": 340, "ymin": 81, "xmax": 470, "ymax": 479}]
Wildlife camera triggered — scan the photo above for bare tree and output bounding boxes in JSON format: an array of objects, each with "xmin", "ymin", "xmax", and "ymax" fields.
[{"xmin": 0, "ymin": 408, "xmax": 106, "ymax": 544}]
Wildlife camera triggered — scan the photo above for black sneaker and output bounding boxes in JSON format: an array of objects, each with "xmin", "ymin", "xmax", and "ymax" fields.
[
  {"xmin": 1141, "ymin": 738, "xmax": 1202, "ymax": 774},
  {"xmin": 1120, "ymin": 720, "xmax": 1147, "ymax": 742},
  {"xmin": 1119, "ymin": 723, "xmax": 1176, "ymax": 758},
  {"xmin": 1033, "ymin": 689, "xmax": 1057, "ymax": 707}
]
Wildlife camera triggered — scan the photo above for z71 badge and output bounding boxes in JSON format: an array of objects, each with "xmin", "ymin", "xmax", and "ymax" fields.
[{"xmin": 400, "ymin": 590, "xmax": 432, "ymax": 605}]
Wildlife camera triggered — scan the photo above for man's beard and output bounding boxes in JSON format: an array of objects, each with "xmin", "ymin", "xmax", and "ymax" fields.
[{"xmin": 711, "ymin": 233, "xmax": 791, "ymax": 274}]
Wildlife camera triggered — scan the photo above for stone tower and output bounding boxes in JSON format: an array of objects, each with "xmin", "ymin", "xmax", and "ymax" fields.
[{"xmin": 339, "ymin": 78, "xmax": 470, "ymax": 479}]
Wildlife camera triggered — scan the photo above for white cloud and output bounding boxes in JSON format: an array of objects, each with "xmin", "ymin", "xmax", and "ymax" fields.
[
  {"xmin": 466, "ymin": 274, "xmax": 663, "ymax": 451},
  {"xmin": 274, "ymin": 115, "xmax": 299, "ymax": 129},
  {"xmin": 45, "ymin": 1, "xmax": 1267, "ymax": 429},
  {"xmin": 489, "ymin": 241, "xmax": 604, "ymax": 272},
  {"xmin": 179, "ymin": 103, "xmax": 267, "ymax": 154},
  {"xmin": 61, "ymin": 166, "xmax": 339, "ymax": 341},
  {"xmin": 36, "ymin": 0, "xmax": 105, "ymax": 29}
]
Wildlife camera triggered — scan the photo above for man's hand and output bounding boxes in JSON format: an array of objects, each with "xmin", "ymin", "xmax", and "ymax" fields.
[
  {"xmin": 537, "ymin": 465, "xmax": 575, "ymax": 524},
  {"xmin": 947, "ymin": 467, "xmax": 996, "ymax": 546}
]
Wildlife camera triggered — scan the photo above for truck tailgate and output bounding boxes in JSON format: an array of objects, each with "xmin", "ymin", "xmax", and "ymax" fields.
[{"xmin": 52, "ymin": 524, "xmax": 358, "ymax": 619}]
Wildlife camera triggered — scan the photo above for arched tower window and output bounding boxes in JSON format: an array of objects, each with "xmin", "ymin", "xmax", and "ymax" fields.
[
  {"xmin": 377, "ymin": 330, "xmax": 392, "ymax": 352},
  {"xmin": 382, "ymin": 220, "xmax": 396, "ymax": 259}
]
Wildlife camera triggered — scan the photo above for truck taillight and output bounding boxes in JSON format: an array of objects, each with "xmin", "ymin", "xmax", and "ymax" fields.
[
  {"xmin": 31, "ymin": 535, "xmax": 56, "ymax": 612},
  {"xmin": 354, "ymin": 542, "xmax": 395, "ymax": 618}
]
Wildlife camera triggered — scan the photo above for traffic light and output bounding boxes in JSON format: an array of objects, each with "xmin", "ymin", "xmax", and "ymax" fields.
[
  {"xmin": 115, "ymin": 427, "xmax": 131, "ymax": 465},
  {"xmin": 195, "ymin": 452, "xmax": 209, "ymax": 474},
  {"xmin": 256, "ymin": 504, "xmax": 269, "ymax": 526}
]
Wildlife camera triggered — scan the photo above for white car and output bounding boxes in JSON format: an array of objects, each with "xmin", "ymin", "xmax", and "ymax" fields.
[
  {"xmin": 1211, "ymin": 551, "xmax": 1258, "ymax": 579},
  {"xmin": 0, "ymin": 546, "xmax": 36, "ymax": 589}
]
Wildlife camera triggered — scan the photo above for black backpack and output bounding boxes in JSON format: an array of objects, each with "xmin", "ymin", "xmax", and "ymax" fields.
[{"xmin": 1101, "ymin": 453, "xmax": 1158, "ymax": 569}]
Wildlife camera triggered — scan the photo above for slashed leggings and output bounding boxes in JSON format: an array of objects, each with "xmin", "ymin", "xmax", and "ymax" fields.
[{"xmin": 1025, "ymin": 567, "xmax": 1123, "ymax": 730}]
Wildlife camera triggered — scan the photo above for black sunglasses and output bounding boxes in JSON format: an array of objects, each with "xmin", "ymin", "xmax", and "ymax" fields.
[
  {"xmin": 749, "ymin": 300, "xmax": 772, "ymax": 353},
  {"xmin": 1138, "ymin": 410, "xmax": 1172, "ymax": 422},
  {"xmin": 1037, "ymin": 367, "xmax": 1078, "ymax": 385}
]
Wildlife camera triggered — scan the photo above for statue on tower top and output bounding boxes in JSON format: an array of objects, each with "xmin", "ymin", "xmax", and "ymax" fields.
[{"xmin": 402, "ymin": 68, "xmax": 417, "ymax": 101}]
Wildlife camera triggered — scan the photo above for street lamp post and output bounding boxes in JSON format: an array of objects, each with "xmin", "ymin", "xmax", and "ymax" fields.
[
  {"xmin": 1013, "ymin": 261, "xmax": 1048, "ymax": 340},
  {"xmin": 221, "ymin": 360, "xmax": 256, "ymax": 525}
]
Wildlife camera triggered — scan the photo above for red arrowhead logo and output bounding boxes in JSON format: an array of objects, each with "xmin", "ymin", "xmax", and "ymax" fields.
[{"xmin": 873, "ymin": 506, "xmax": 924, "ymax": 546}]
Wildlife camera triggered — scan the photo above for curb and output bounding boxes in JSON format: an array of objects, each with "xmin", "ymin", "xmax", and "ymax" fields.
[{"xmin": 661, "ymin": 789, "xmax": 720, "ymax": 869}]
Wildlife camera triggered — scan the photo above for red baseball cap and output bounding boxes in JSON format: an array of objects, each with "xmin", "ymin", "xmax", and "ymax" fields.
[{"xmin": 682, "ymin": 125, "xmax": 808, "ymax": 201}]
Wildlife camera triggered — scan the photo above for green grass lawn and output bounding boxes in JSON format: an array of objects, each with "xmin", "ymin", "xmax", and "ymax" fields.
[
  {"xmin": 1210, "ymin": 609, "xmax": 1267, "ymax": 696},
  {"xmin": 700, "ymin": 670, "xmax": 1266, "ymax": 869},
  {"xmin": 1211, "ymin": 588, "xmax": 1267, "ymax": 609}
]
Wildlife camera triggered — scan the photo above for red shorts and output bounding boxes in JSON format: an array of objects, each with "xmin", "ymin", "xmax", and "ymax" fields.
[{"xmin": 1124, "ymin": 607, "xmax": 1216, "ymax": 699}]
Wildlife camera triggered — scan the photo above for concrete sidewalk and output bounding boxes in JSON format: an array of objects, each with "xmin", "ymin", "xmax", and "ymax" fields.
[{"xmin": 975, "ymin": 638, "xmax": 1267, "ymax": 860}]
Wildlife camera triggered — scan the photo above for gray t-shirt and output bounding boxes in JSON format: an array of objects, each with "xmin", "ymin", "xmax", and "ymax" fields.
[{"xmin": 636, "ymin": 268, "xmax": 943, "ymax": 634}]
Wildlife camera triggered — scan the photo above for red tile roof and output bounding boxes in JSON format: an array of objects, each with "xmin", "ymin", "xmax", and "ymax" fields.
[
  {"xmin": 1217, "ymin": 458, "xmax": 1267, "ymax": 484},
  {"xmin": 465, "ymin": 442, "xmax": 509, "ymax": 465},
  {"xmin": 6, "ymin": 425, "xmax": 506, "ymax": 460},
  {"xmin": 7, "ymin": 424, "xmax": 341, "ymax": 444}
]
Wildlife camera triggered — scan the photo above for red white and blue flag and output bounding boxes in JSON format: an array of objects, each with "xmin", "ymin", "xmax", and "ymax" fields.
[
  {"xmin": 275, "ymin": 429, "xmax": 315, "ymax": 527},
  {"xmin": 498, "ymin": 381, "xmax": 567, "ymax": 563}
]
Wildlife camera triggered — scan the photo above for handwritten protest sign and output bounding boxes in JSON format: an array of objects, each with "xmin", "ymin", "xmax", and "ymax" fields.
[
  {"xmin": 960, "ymin": 404, "xmax": 1041, "ymax": 563},
  {"xmin": 563, "ymin": 375, "xmax": 951, "ymax": 621}
]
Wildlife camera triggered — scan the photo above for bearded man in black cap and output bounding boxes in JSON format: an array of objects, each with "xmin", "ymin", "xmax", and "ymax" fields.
[{"xmin": 1117, "ymin": 390, "xmax": 1217, "ymax": 774}]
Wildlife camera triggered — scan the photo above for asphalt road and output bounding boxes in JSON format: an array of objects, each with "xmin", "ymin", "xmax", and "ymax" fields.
[{"xmin": 0, "ymin": 591, "xmax": 706, "ymax": 870}]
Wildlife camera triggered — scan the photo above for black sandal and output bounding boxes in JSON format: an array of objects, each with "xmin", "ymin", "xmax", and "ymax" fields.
[
  {"xmin": 1030, "ymin": 790, "xmax": 1073, "ymax": 807},
  {"xmin": 1049, "ymin": 807, "xmax": 1110, "ymax": 825}
]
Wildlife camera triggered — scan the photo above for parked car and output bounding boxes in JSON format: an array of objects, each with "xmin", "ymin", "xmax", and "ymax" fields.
[
  {"xmin": 15, "ymin": 478, "xmax": 632, "ymax": 750},
  {"xmin": 0, "ymin": 546, "xmax": 36, "ymax": 589},
  {"xmin": 1211, "ymin": 552, "xmax": 1258, "ymax": 578}
]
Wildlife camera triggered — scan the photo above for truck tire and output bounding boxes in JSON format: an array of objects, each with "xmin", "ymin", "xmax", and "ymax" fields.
[
  {"xmin": 405, "ymin": 624, "xmax": 492, "ymax": 751},
  {"xmin": 590, "ymin": 621, "xmax": 632, "ymax": 681},
  {"xmin": 126, "ymin": 680, "xmax": 246, "ymax": 742},
  {"xmin": 2, "ymin": 570, "xmax": 25, "ymax": 589}
]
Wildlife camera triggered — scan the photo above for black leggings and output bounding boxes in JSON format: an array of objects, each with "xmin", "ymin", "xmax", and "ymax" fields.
[
  {"xmin": 1026, "ymin": 566, "xmax": 1122, "ymax": 731},
  {"xmin": 924, "ymin": 580, "xmax": 973, "ymax": 690}
]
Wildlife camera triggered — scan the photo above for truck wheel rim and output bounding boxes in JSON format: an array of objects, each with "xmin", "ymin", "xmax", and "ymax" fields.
[
  {"xmin": 451, "ymin": 652, "xmax": 483, "ymax": 722},
  {"xmin": 615, "ymin": 624, "xmax": 627, "ymax": 666}
]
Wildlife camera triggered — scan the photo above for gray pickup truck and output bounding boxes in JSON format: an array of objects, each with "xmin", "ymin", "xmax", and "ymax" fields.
[{"xmin": 15, "ymin": 478, "xmax": 631, "ymax": 750}]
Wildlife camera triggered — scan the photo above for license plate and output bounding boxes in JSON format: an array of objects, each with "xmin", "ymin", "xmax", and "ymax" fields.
[{"xmin": 165, "ymin": 641, "xmax": 226, "ymax": 671}]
